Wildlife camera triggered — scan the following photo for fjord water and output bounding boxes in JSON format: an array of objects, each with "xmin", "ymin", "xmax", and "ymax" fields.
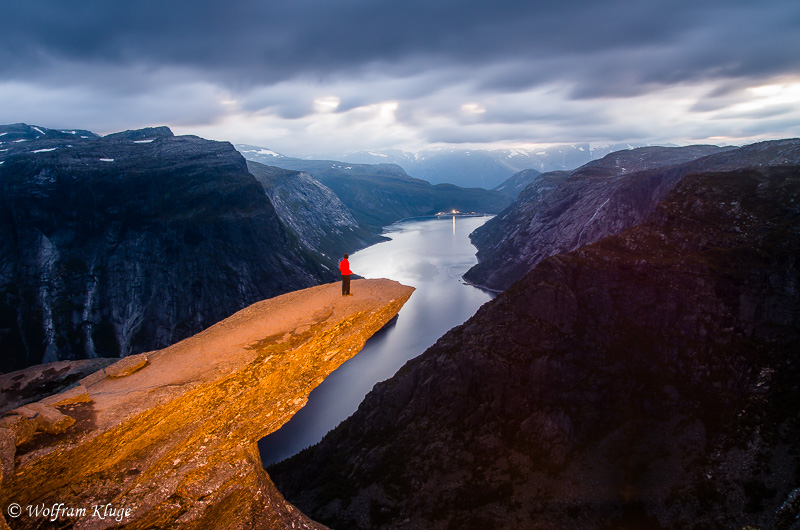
[{"xmin": 259, "ymin": 215, "xmax": 493, "ymax": 465}]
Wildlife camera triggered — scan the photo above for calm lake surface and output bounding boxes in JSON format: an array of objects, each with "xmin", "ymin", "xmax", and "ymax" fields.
[{"xmin": 258, "ymin": 215, "xmax": 494, "ymax": 465}]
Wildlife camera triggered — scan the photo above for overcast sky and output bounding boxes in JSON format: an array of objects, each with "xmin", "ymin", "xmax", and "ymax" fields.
[{"xmin": 2, "ymin": 0, "xmax": 799, "ymax": 157}]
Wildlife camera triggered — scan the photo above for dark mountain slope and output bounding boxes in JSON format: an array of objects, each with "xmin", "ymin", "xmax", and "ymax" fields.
[
  {"xmin": 271, "ymin": 166, "xmax": 800, "ymax": 529},
  {"xmin": 464, "ymin": 144, "xmax": 741, "ymax": 291},
  {"xmin": 0, "ymin": 125, "xmax": 332, "ymax": 372}
]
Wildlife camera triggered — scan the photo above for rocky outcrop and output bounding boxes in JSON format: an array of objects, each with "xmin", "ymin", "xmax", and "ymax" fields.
[
  {"xmin": 247, "ymin": 161, "xmax": 384, "ymax": 264},
  {"xmin": 0, "ymin": 124, "xmax": 334, "ymax": 372},
  {"xmin": 0, "ymin": 279, "xmax": 413, "ymax": 529},
  {"xmin": 464, "ymin": 143, "xmax": 788, "ymax": 291},
  {"xmin": 271, "ymin": 167, "xmax": 800, "ymax": 529}
]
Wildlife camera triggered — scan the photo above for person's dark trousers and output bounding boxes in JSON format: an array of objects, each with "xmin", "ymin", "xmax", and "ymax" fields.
[{"xmin": 342, "ymin": 274, "xmax": 351, "ymax": 295}]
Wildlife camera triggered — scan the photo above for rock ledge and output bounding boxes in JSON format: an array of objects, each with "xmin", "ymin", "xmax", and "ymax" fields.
[{"xmin": 0, "ymin": 279, "xmax": 413, "ymax": 529}]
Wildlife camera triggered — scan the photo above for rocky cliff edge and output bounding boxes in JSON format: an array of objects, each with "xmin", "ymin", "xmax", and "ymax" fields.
[{"xmin": 0, "ymin": 279, "xmax": 413, "ymax": 529}]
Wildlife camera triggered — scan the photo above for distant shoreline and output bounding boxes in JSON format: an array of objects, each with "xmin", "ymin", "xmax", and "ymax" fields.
[
  {"xmin": 389, "ymin": 212, "xmax": 492, "ymax": 224},
  {"xmin": 433, "ymin": 211, "xmax": 489, "ymax": 218}
]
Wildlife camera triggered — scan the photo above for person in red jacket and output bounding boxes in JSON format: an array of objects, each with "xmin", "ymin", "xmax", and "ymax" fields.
[{"xmin": 340, "ymin": 254, "xmax": 353, "ymax": 296}]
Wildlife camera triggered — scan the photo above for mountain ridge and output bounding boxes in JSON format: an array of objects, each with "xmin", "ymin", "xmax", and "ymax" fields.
[
  {"xmin": 463, "ymin": 141, "xmax": 800, "ymax": 291},
  {"xmin": 336, "ymin": 143, "xmax": 665, "ymax": 189},
  {"xmin": 238, "ymin": 143, "xmax": 662, "ymax": 189}
]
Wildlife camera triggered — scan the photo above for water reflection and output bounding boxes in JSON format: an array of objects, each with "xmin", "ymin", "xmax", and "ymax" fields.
[{"xmin": 258, "ymin": 216, "xmax": 493, "ymax": 465}]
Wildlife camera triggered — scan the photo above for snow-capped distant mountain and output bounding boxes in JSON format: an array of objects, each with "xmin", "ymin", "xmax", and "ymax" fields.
[
  {"xmin": 234, "ymin": 142, "xmax": 661, "ymax": 189},
  {"xmin": 0, "ymin": 123, "xmax": 98, "ymax": 146},
  {"xmin": 235, "ymin": 144, "xmax": 289, "ymax": 164},
  {"xmin": 337, "ymin": 144, "xmax": 646, "ymax": 189}
]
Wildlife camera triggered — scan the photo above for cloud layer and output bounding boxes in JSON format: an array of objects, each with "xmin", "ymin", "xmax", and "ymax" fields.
[{"xmin": 2, "ymin": 0, "xmax": 799, "ymax": 156}]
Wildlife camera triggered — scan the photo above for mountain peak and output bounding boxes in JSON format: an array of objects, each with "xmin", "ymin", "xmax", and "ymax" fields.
[
  {"xmin": 104, "ymin": 126, "xmax": 174, "ymax": 141},
  {"xmin": 0, "ymin": 123, "xmax": 98, "ymax": 143},
  {"xmin": 235, "ymin": 144, "xmax": 287, "ymax": 160}
]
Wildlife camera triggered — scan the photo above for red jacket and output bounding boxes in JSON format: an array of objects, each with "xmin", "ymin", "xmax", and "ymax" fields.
[{"xmin": 340, "ymin": 259, "xmax": 352, "ymax": 276}]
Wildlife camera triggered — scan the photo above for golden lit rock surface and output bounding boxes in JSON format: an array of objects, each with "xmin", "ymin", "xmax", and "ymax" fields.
[{"xmin": 0, "ymin": 279, "xmax": 413, "ymax": 529}]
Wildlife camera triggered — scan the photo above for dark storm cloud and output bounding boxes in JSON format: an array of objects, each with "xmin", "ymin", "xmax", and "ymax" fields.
[
  {"xmin": 3, "ymin": 0, "xmax": 798, "ymax": 95},
  {"xmin": 2, "ymin": 0, "xmax": 799, "ymax": 152}
]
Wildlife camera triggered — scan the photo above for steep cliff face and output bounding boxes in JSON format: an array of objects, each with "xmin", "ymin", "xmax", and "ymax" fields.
[
  {"xmin": 247, "ymin": 161, "xmax": 384, "ymax": 263},
  {"xmin": 271, "ymin": 167, "xmax": 800, "ymax": 529},
  {"xmin": 0, "ymin": 279, "xmax": 413, "ymax": 529},
  {"xmin": 0, "ymin": 124, "xmax": 333, "ymax": 372},
  {"xmin": 463, "ymin": 143, "xmax": 800, "ymax": 291}
]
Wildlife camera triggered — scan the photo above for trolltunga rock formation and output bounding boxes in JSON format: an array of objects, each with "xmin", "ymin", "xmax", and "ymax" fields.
[{"xmin": 0, "ymin": 279, "xmax": 413, "ymax": 529}]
